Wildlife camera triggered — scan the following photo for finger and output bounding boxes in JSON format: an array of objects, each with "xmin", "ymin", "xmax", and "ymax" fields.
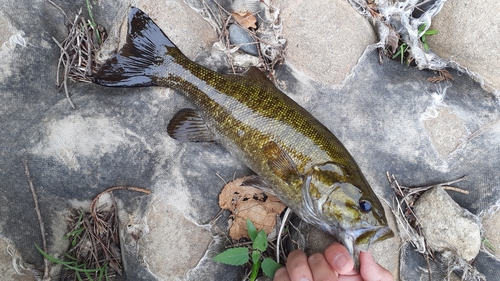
[
  {"xmin": 273, "ymin": 266, "xmax": 291, "ymax": 281},
  {"xmin": 324, "ymin": 242, "xmax": 355, "ymax": 274},
  {"xmin": 307, "ymin": 253, "xmax": 338, "ymax": 281},
  {"xmin": 286, "ymin": 250, "xmax": 313, "ymax": 281},
  {"xmin": 359, "ymin": 251, "xmax": 394, "ymax": 281}
]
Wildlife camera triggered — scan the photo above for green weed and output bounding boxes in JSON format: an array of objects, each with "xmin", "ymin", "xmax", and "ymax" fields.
[
  {"xmin": 392, "ymin": 24, "xmax": 439, "ymax": 65},
  {"xmin": 418, "ymin": 23, "xmax": 439, "ymax": 51},
  {"xmin": 483, "ymin": 238, "xmax": 496, "ymax": 253},
  {"xmin": 214, "ymin": 219, "xmax": 282, "ymax": 280},
  {"xmin": 85, "ymin": 0, "xmax": 102, "ymax": 44},
  {"xmin": 35, "ymin": 242, "xmax": 110, "ymax": 281}
]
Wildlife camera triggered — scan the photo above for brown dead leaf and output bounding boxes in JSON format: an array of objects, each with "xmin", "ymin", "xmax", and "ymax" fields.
[
  {"xmin": 219, "ymin": 176, "xmax": 286, "ymax": 240},
  {"xmin": 232, "ymin": 11, "xmax": 257, "ymax": 29},
  {"xmin": 386, "ymin": 24, "xmax": 400, "ymax": 55}
]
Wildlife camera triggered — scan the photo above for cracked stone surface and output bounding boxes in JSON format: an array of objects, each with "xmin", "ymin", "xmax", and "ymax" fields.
[
  {"xmin": 0, "ymin": 0, "xmax": 499, "ymax": 280},
  {"xmin": 280, "ymin": 0, "xmax": 376, "ymax": 85},
  {"xmin": 482, "ymin": 208, "xmax": 500, "ymax": 260},
  {"xmin": 427, "ymin": 0, "xmax": 500, "ymax": 95},
  {"xmin": 422, "ymin": 105, "xmax": 467, "ymax": 160}
]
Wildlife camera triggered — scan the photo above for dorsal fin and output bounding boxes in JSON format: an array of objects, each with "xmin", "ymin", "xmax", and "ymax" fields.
[
  {"xmin": 167, "ymin": 108, "xmax": 216, "ymax": 142},
  {"xmin": 242, "ymin": 67, "xmax": 278, "ymax": 89}
]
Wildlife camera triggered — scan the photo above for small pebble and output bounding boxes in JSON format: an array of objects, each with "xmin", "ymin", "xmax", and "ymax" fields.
[{"xmin": 228, "ymin": 24, "xmax": 259, "ymax": 56}]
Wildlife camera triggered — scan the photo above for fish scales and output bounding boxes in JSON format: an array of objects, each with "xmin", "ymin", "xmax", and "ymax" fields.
[
  {"xmin": 93, "ymin": 7, "xmax": 393, "ymax": 261},
  {"xmin": 158, "ymin": 60, "xmax": 360, "ymax": 207}
]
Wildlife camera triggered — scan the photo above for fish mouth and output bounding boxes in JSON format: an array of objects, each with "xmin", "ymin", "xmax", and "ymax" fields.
[
  {"xmin": 353, "ymin": 225, "xmax": 394, "ymax": 251},
  {"xmin": 370, "ymin": 225, "xmax": 394, "ymax": 243}
]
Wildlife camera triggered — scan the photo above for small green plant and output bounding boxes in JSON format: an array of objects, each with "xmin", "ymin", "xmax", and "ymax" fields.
[
  {"xmin": 36, "ymin": 244, "xmax": 110, "ymax": 281},
  {"xmin": 418, "ymin": 23, "xmax": 439, "ymax": 51},
  {"xmin": 392, "ymin": 42, "xmax": 409, "ymax": 65},
  {"xmin": 34, "ymin": 210, "xmax": 110, "ymax": 281},
  {"xmin": 483, "ymin": 238, "xmax": 496, "ymax": 253},
  {"xmin": 392, "ymin": 24, "xmax": 438, "ymax": 65},
  {"xmin": 85, "ymin": 0, "xmax": 102, "ymax": 44},
  {"xmin": 214, "ymin": 219, "xmax": 282, "ymax": 280}
]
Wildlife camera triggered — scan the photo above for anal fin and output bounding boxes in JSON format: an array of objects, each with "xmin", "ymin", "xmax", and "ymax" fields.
[{"xmin": 167, "ymin": 108, "xmax": 215, "ymax": 142}]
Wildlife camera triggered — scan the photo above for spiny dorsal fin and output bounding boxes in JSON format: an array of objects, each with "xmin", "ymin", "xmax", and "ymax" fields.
[
  {"xmin": 167, "ymin": 108, "xmax": 216, "ymax": 142},
  {"xmin": 262, "ymin": 141, "xmax": 300, "ymax": 184},
  {"xmin": 93, "ymin": 7, "xmax": 179, "ymax": 87},
  {"xmin": 241, "ymin": 66, "xmax": 278, "ymax": 89}
]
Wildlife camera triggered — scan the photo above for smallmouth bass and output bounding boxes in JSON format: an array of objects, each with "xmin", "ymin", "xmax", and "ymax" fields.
[{"xmin": 93, "ymin": 7, "xmax": 393, "ymax": 260}]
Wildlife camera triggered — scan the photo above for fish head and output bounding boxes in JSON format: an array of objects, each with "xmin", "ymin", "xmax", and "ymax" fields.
[{"xmin": 301, "ymin": 162, "xmax": 393, "ymax": 257}]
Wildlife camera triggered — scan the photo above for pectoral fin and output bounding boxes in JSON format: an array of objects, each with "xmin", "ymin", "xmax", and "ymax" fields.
[
  {"xmin": 241, "ymin": 175, "xmax": 276, "ymax": 196},
  {"xmin": 262, "ymin": 141, "xmax": 300, "ymax": 184},
  {"xmin": 167, "ymin": 108, "xmax": 216, "ymax": 142}
]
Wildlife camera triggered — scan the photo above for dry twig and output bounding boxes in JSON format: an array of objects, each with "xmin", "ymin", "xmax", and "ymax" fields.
[
  {"xmin": 62, "ymin": 186, "xmax": 150, "ymax": 280},
  {"xmin": 22, "ymin": 159, "xmax": 50, "ymax": 281},
  {"xmin": 50, "ymin": 1, "xmax": 106, "ymax": 109},
  {"xmin": 427, "ymin": 69, "xmax": 454, "ymax": 83},
  {"xmin": 208, "ymin": 0, "xmax": 285, "ymax": 78}
]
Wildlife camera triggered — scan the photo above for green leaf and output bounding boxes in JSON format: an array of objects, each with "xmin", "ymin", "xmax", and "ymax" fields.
[
  {"xmin": 213, "ymin": 247, "xmax": 249, "ymax": 265},
  {"xmin": 85, "ymin": 0, "xmax": 101, "ymax": 44},
  {"xmin": 246, "ymin": 219, "xmax": 258, "ymax": 241},
  {"xmin": 392, "ymin": 48, "xmax": 402, "ymax": 59},
  {"xmin": 98, "ymin": 262, "xmax": 107, "ymax": 281},
  {"xmin": 425, "ymin": 29, "xmax": 439, "ymax": 35},
  {"xmin": 64, "ymin": 211, "xmax": 85, "ymax": 240},
  {"xmin": 262, "ymin": 258, "xmax": 282, "ymax": 278},
  {"xmin": 252, "ymin": 230, "xmax": 268, "ymax": 252},
  {"xmin": 69, "ymin": 228, "xmax": 85, "ymax": 246},
  {"xmin": 418, "ymin": 23, "xmax": 427, "ymax": 33},
  {"xmin": 83, "ymin": 265, "xmax": 94, "ymax": 281},
  {"xmin": 64, "ymin": 253, "xmax": 78, "ymax": 261},
  {"xmin": 483, "ymin": 238, "xmax": 496, "ymax": 252},
  {"xmin": 251, "ymin": 250, "xmax": 260, "ymax": 264},
  {"xmin": 400, "ymin": 48, "xmax": 404, "ymax": 64}
]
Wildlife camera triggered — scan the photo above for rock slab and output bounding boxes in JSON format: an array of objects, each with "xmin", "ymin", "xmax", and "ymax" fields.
[
  {"xmin": 428, "ymin": 0, "xmax": 500, "ymax": 94},
  {"xmin": 281, "ymin": 0, "xmax": 376, "ymax": 85},
  {"xmin": 414, "ymin": 186, "xmax": 481, "ymax": 261}
]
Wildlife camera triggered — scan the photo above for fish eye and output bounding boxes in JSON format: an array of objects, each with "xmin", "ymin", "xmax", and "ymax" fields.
[{"xmin": 359, "ymin": 199, "xmax": 372, "ymax": 212}]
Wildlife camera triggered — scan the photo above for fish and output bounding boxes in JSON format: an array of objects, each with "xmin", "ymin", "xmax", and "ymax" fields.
[{"xmin": 93, "ymin": 7, "xmax": 393, "ymax": 261}]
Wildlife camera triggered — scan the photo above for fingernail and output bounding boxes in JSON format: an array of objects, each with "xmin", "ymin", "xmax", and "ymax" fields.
[
  {"xmin": 334, "ymin": 253, "xmax": 350, "ymax": 271},
  {"xmin": 300, "ymin": 279, "xmax": 311, "ymax": 281}
]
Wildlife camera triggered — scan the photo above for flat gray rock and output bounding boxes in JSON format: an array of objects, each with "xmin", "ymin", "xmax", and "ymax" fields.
[{"xmin": 0, "ymin": 0, "xmax": 499, "ymax": 280}]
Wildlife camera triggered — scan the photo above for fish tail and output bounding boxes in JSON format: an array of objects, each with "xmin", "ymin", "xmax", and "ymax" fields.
[{"xmin": 93, "ymin": 7, "xmax": 184, "ymax": 87}]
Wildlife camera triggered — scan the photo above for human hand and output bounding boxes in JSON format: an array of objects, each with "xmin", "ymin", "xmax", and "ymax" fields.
[{"xmin": 273, "ymin": 242, "xmax": 393, "ymax": 281}]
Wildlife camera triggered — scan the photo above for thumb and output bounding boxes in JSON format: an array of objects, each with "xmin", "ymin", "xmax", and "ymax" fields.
[
  {"xmin": 359, "ymin": 251, "xmax": 393, "ymax": 281},
  {"xmin": 324, "ymin": 242, "xmax": 355, "ymax": 274}
]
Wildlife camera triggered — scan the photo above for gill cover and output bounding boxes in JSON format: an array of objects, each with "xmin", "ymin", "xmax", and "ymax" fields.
[{"xmin": 301, "ymin": 162, "xmax": 352, "ymax": 225}]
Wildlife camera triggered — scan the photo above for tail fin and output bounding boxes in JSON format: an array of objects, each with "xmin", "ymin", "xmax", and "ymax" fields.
[{"xmin": 93, "ymin": 7, "xmax": 178, "ymax": 87}]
